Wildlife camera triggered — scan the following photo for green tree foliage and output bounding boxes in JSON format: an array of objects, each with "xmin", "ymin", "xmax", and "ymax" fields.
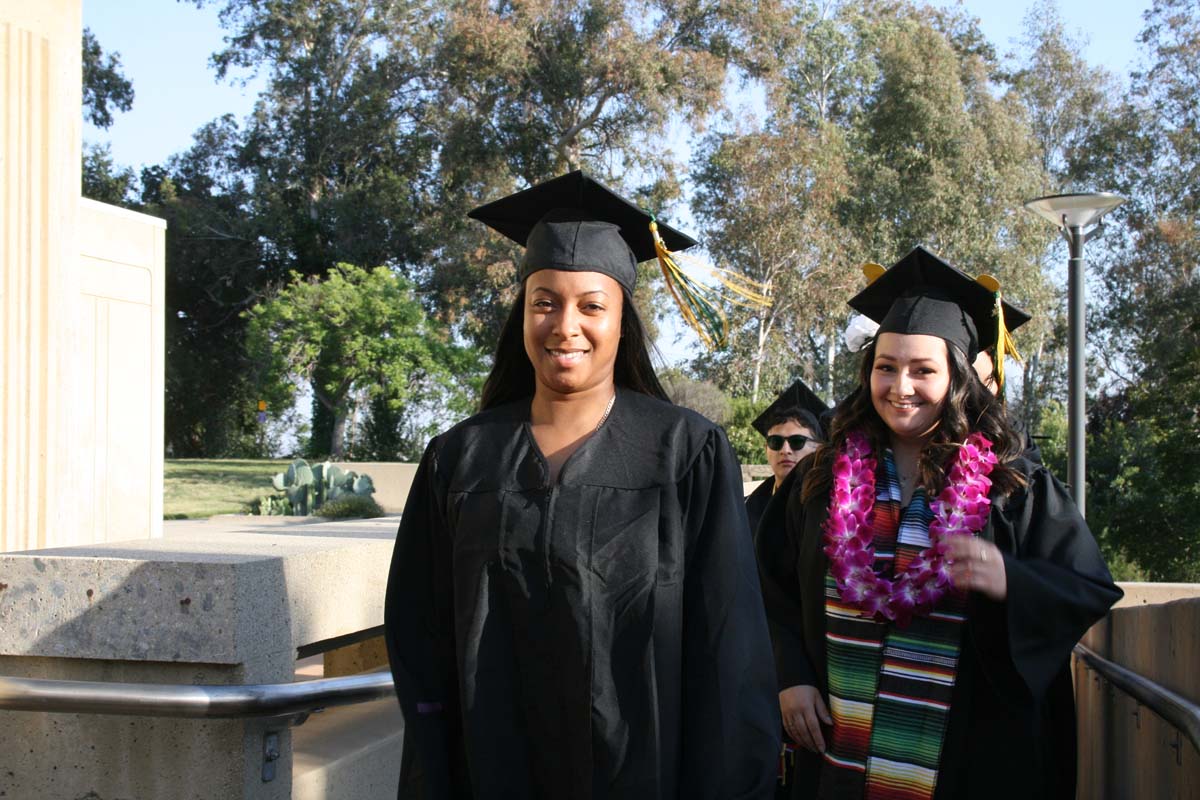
[
  {"xmin": 194, "ymin": 0, "xmax": 436, "ymax": 276},
  {"xmin": 996, "ymin": 2, "xmax": 1120, "ymax": 433},
  {"xmin": 660, "ymin": 369, "xmax": 731, "ymax": 424},
  {"xmin": 845, "ymin": 10, "xmax": 1049, "ymax": 293},
  {"xmin": 724, "ymin": 396, "xmax": 770, "ymax": 467},
  {"xmin": 691, "ymin": 1, "xmax": 871, "ymax": 404},
  {"xmin": 869, "ymin": 6, "xmax": 1056, "ymax": 414},
  {"xmin": 140, "ymin": 118, "xmax": 270, "ymax": 457},
  {"xmin": 82, "ymin": 143, "xmax": 137, "ymax": 205},
  {"xmin": 244, "ymin": 263, "xmax": 483, "ymax": 458},
  {"xmin": 82, "ymin": 29, "xmax": 138, "ymax": 205},
  {"xmin": 163, "ymin": 0, "xmax": 747, "ymax": 453},
  {"xmin": 82, "ymin": 28, "xmax": 134, "ymax": 129},
  {"xmin": 168, "ymin": 0, "xmax": 444, "ymax": 452},
  {"xmin": 1072, "ymin": 0, "xmax": 1200, "ymax": 580},
  {"xmin": 1003, "ymin": 2, "xmax": 1116, "ymax": 186}
]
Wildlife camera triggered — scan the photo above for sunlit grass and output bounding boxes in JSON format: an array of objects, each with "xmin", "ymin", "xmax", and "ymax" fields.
[{"xmin": 164, "ymin": 459, "xmax": 291, "ymax": 519}]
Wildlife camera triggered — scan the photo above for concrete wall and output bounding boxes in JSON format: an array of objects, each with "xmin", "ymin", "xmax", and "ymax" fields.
[
  {"xmin": 1077, "ymin": 584, "xmax": 1200, "ymax": 799},
  {"xmin": 75, "ymin": 199, "xmax": 167, "ymax": 547},
  {"xmin": 331, "ymin": 461, "xmax": 418, "ymax": 514}
]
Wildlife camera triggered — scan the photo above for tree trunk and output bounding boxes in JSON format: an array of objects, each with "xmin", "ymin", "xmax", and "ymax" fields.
[
  {"xmin": 1024, "ymin": 335, "xmax": 1045, "ymax": 432},
  {"xmin": 752, "ymin": 316, "xmax": 769, "ymax": 403},
  {"xmin": 330, "ymin": 410, "xmax": 348, "ymax": 459},
  {"xmin": 826, "ymin": 336, "xmax": 836, "ymax": 407}
]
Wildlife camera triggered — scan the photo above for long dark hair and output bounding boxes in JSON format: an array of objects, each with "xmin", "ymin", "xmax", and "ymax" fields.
[
  {"xmin": 802, "ymin": 337, "xmax": 1027, "ymax": 503},
  {"xmin": 478, "ymin": 285, "xmax": 670, "ymax": 410}
]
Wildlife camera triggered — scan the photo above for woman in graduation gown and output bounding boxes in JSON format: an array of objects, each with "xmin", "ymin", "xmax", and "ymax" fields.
[
  {"xmin": 384, "ymin": 171, "xmax": 781, "ymax": 800},
  {"xmin": 756, "ymin": 246, "xmax": 1121, "ymax": 800}
]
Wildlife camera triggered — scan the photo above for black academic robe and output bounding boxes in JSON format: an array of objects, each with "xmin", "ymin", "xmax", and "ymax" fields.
[
  {"xmin": 755, "ymin": 456, "xmax": 1122, "ymax": 800},
  {"xmin": 384, "ymin": 388, "xmax": 781, "ymax": 800},
  {"xmin": 745, "ymin": 477, "xmax": 775, "ymax": 540}
]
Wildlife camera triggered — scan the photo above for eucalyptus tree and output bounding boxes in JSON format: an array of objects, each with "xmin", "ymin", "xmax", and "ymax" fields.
[
  {"xmin": 422, "ymin": 0, "xmax": 754, "ymax": 346},
  {"xmin": 844, "ymin": 7, "xmax": 1054, "ymax": 419},
  {"xmin": 688, "ymin": 1, "xmax": 873, "ymax": 402},
  {"xmin": 691, "ymin": 121, "xmax": 857, "ymax": 402}
]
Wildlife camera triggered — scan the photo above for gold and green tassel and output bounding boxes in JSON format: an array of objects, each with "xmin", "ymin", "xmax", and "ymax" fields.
[
  {"xmin": 650, "ymin": 219, "xmax": 771, "ymax": 349},
  {"xmin": 975, "ymin": 274, "xmax": 1023, "ymax": 392}
]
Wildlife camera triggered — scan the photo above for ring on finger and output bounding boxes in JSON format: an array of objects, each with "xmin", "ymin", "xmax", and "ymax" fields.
[{"xmin": 980, "ymin": 545, "xmax": 988, "ymax": 563}]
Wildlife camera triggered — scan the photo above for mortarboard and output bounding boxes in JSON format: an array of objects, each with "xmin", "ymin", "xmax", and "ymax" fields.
[
  {"xmin": 847, "ymin": 245, "xmax": 1031, "ymax": 365},
  {"xmin": 467, "ymin": 170, "xmax": 697, "ymax": 294},
  {"xmin": 752, "ymin": 379, "xmax": 832, "ymax": 437}
]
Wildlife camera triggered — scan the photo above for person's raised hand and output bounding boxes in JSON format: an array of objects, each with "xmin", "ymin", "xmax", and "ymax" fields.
[{"xmin": 946, "ymin": 536, "xmax": 1007, "ymax": 601}]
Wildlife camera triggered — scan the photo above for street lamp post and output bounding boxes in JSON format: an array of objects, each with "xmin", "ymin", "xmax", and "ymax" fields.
[{"xmin": 1023, "ymin": 192, "xmax": 1125, "ymax": 517}]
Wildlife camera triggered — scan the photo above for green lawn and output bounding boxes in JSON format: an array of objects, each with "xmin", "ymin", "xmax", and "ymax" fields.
[{"xmin": 164, "ymin": 459, "xmax": 292, "ymax": 519}]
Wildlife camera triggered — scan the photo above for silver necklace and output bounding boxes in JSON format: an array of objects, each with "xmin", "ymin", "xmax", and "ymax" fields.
[{"xmin": 594, "ymin": 392, "xmax": 616, "ymax": 432}]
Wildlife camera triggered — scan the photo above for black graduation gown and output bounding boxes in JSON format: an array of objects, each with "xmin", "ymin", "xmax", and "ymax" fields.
[
  {"xmin": 755, "ymin": 457, "xmax": 1122, "ymax": 800},
  {"xmin": 384, "ymin": 388, "xmax": 781, "ymax": 800},
  {"xmin": 745, "ymin": 477, "xmax": 775, "ymax": 540}
]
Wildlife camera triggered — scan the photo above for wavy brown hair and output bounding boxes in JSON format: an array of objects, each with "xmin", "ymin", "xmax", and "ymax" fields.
[
  {"xmin": 479, "ymin": 285, "xmax": 669, "ymax": 410},
  {"xmin": 801, "ymin": 337, "xmax": 1027, "ymax": 503}
]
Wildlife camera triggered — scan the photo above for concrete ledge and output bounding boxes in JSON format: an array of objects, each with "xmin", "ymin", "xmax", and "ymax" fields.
[
  {"xmin": 331, "ymin": 462, "xmax": 418, "ymax": 514},
  {"xmin": 742, "ymin": 464, "xmax": 772, "ymax": 482},
  {"xmin": 0, "ymin": 517, "xmax": 401, "ymax": 799},
  {"xmin": 0, "ymin": 517, "xmax": 400, "ymax": 683},
  {"xmin": 293, "ymin": 696, "xmax": 404, "ymax": 800},
  {"xmin": 1113, "ymin": 581, "xmax": 1200, "ymax": 609}
]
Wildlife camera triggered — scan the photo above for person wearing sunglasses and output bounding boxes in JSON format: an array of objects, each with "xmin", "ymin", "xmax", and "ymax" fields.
[
  {"xmin": 745, "ymin": 380, "xmax": 829, "ymax": 543},
  {"xmin": 743, "ymin": 380, "xmax": 828, "ymax": 798}
]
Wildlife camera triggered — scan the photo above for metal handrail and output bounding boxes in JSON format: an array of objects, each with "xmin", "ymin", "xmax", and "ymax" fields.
[
  {"xmin": 0, "ymin": 669, "xmax": 395, "ymax": 719},
  {"xmin": 1074, "ymin": 642, "xmax": 1200, "ymax": 755}
]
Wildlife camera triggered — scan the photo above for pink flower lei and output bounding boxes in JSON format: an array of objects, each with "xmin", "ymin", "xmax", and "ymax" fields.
[{"xmin": 822, "ymin": 430, "xmax": 998, "ymax": 626}]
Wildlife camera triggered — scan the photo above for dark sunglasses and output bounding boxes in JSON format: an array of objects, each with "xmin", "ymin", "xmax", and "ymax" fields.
[{"xmin": 766, "ymin": 434, "xmax": 819, "ymax": 451}]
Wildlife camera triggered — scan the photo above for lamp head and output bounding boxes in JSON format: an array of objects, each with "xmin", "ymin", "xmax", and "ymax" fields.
[{"xmin": 1023, "ymin": 192, "xmax": 1126, "ymax": 229}]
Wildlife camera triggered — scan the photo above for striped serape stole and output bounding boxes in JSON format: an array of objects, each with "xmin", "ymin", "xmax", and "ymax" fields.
[{"xmin": 820, "ymin": 452, "xmax": 967, "ymax": 800}]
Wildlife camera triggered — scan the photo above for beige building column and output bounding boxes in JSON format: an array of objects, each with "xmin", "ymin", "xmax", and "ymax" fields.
[
  {"xmin": 2, "ymin": 0, "xmax": 165, "ymax": 552},
  {"xmin": 1, "ymin": 0, "xmax": 84, "ymax": 551}
]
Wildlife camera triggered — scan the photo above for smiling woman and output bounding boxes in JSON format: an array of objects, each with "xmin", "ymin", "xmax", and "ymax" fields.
[
  {"xmin": 383, "ymin": 171, "xmax": 780, "ymax": 800},
  {"xmin": 755, "ymin": 246, "xmax": 1121, "ymax": 800}
]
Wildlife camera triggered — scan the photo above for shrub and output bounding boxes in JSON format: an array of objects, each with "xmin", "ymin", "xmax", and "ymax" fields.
[
  {"xmin": 248, "ymin": 494, "xmax": 293, "ymax": 516},
  {"xmin": 314, "ymin": 494, "xmax": 385, "ymax": 520}
]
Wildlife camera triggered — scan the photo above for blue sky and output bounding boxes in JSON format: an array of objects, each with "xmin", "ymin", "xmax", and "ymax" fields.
[{"xmin": 85, "ymin": 0, "xmax": 1152, "ymax": 171}]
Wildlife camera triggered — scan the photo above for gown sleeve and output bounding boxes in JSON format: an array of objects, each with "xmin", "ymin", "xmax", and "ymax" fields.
[
  {"xmin": 969, "ymin": 464, "xmax": 1123, "ymax": 700},
  {"xmin": 755, "ymin": 467, "xmax": 820, "ymax": 690},
  {"xmin": 677, "ymin": 427, "xmax": 782, "ymax": 800},
  {"xmin": 384, "ymin": 439, "xmax": 469, "ymax": 800}
]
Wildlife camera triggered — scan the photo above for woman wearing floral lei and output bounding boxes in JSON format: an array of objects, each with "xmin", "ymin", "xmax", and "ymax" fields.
[{"xmin": 756, "ymin": 246, "xmax": 1121, "ymax": 800}]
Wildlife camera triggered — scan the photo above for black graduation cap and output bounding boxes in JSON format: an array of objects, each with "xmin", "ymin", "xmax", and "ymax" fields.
[
  {"xmin": 847, "ymin": 245, "xmax": 1031, "ymax": 360},
  {"xmin": 467, "ymin": 170, "xmax": 697, "ymax": 293},
  {"xmin": 751, "ymin": 379, "xmax": 832, "ymax": 437}
]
